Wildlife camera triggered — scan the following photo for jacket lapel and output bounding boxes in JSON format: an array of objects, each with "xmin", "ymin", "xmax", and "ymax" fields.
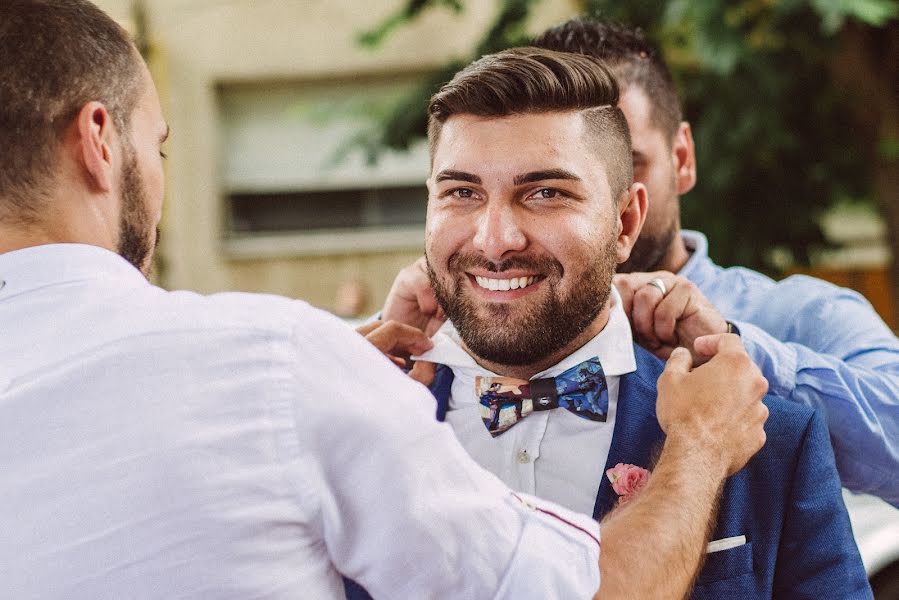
[{"xmin": 593, "ymin": 345, "xmax": 666, "ymax": 519}]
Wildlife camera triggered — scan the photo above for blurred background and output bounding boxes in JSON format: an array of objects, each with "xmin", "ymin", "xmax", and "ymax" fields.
[{"xmin": 95, "ymin": 0, "xmax": 898, "ymax": 324}]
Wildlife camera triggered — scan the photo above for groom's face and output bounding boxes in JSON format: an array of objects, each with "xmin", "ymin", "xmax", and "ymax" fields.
[{"xmin": 424, "ymin": 110, "xmax": 620, "ymax": 367}]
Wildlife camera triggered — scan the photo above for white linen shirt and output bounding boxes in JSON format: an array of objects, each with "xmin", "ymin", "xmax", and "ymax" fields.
[
  {"xmin": 0, "ymin": 244, "xmax": 600, "ymax": 600},
  {"xmin": 414, "ymin": 287, "xmax": 637, "ymax": 515}
]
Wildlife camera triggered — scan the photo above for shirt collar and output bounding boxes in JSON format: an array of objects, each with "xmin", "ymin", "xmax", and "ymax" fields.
[
  {"xmin": 414, "ymin": 285, "xmax": 637, "ymax": 379},
  {"xmin": 0, "ymin": 243, "xmax": 148, "ymax": 301},
  {"xmin": 676, "ymin": 229, "xmax": 715, "ymax": 287}
]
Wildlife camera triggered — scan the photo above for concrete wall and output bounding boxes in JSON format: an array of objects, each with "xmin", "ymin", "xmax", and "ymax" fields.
[{"xmin": 95, "ymin": 0, "xmax": 581, "ymax": 315}]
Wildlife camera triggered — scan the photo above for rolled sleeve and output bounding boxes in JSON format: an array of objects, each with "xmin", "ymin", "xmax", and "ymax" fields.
[{"xmin": 494, "ymin": 493, "xmax": 600, "ymax": 599}]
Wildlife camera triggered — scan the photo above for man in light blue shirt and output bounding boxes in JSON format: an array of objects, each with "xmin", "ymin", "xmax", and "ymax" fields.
[
  {"xmin": 380, "ymin": 18, "xmax": 899, "ymax": 506},
  {"xmin": 533, "ymin": 19, "xmax": 899, "ymax": 506}
]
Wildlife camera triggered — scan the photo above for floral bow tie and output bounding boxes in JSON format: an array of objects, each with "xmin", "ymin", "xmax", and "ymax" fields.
[{"xmin": 476, "ymin": 357, "xmax": 609, "ymax": 437}]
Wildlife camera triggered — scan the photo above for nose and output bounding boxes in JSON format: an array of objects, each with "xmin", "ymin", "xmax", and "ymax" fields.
[{"xmin": 472, "ymin": 202, "xmax": 528, "ymax": 262}]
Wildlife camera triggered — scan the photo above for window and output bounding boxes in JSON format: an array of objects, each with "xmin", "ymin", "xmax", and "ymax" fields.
[{"xmin": 218, "ymin": 77, "xmax": 429, "ymax": 254}]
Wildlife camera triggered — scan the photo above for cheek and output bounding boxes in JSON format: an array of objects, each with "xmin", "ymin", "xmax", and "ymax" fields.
[
  {"xmin": 425, "ymin": 208, "xmax": 467, "ymax": 261},
  {"xmin": 143, "ymin": 154, "xmax": 165, "ymax": 215},
  {"xmin": 544, "ymin": 221, "xmax": 597, "ymax": 274}
]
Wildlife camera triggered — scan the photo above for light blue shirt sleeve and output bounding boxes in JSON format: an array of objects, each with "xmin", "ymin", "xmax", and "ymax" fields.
[
  {"xmin": 680, "ymin": 230, "xmax": 899, "ymax": 506},
  {"xmin": 738, "ymin": 318, "xmax": 899, "ymax": 506}
]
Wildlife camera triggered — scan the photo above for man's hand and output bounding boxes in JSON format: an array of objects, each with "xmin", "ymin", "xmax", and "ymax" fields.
[
  {"xmin": 614, "ymin": 271, "xmax": 728, "ymax": 365},
  {"xmin": 356, "ymin": 320, "xmax": 437, "ymax": 386},
  {"xmin": 382, "ymin": 257, "xmax": 446, "ymax": 337},
  {"xmin": 657, "ymin": 334, "xmax": 769, "ymax": 476}
]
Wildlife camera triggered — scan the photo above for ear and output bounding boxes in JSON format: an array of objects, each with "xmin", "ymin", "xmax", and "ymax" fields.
[
  {"xmin": 673, "ymin": 121, "xmax": 696, "ymax": 195},
  {"xmin": 75, "ymin": 102, "xmax": 117, "ymax": 193},
  {"xmin": 616, "ymin": 182, "xmax": 649, "ymax": 264}
]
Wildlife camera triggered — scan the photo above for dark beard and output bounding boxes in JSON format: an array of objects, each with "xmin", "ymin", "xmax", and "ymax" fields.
[
  {"xmin": 117, "ymin": 141, "xmax": 155, "ymax": 275},
  {"xmin": 617, "ymin": 225, "xmax": 677, "ymax": 273},
  {"xmin": 428, "ymin": 242, "xmax": 616, "ymax": 367}
]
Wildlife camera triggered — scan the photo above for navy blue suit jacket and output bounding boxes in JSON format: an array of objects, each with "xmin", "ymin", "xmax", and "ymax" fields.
[{"xmin": 346, "ymin": 345, "xmax": 871, "ymax": 599}]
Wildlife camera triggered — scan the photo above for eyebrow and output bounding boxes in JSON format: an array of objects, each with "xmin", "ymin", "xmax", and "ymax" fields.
[
  {"xmin": 512, "ymin": 169, "xmax": 581, "ymax": 185},
  {"xmin": 434, "ymin": 168, "xmax": 582, "ymax": 186},
  {"xmin": 434, "ymin": 170, "xmax": 481, "ymax": 184}
]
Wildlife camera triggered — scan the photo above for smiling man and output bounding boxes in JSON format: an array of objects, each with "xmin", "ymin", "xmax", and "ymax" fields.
[{"xmin": 350, "ymin": 48, "xmax": 871, "ymax": 599}]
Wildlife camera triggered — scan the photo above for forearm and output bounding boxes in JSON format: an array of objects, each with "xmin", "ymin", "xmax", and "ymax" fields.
[
  {"xmin": 597, "ymin": 432, "xmax": 725, "ymax": 600},
  {"xmin": 739, "ymin": 320, "xmax": 899, "ymax": 503}
]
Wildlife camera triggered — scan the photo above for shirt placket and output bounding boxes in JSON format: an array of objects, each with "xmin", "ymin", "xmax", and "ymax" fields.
[{"xmin": 512, "ymin": 411, "xmax": 548, "ymax": 496}]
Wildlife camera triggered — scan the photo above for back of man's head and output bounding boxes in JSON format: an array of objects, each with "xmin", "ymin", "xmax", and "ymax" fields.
[
  {"xmin": 0, "ymin": 0, "xmax": 141, "ymax": 221},
  {"xmin": 533, "ymin": 18, "xmax": 682, "ymax": 141},
  {"xmin": 427, "ymin": 47, "xmax": 633, "ymax": 199}
]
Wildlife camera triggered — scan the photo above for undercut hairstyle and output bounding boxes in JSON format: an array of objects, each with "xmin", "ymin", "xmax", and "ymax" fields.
[
  {"xmin": 533, "ymin": 18, "xmax": 682, "ymax": 141},
  {"xmin": 428, "ymin": 47, "xmax": 633, "ymax": 200},
  {"xmin": 0, "ymin": 0, "xmax": 142, "ymax": 220}
]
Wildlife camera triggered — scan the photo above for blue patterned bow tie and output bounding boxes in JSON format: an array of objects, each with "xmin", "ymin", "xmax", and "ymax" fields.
[{"xmin": 475, "ymin": 357, "xmax": 609, "ymax": 437}]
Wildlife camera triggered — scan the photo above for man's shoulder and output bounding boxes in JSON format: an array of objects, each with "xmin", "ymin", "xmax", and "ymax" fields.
[
  {"xmin": 698, "ymin": 256, "xmax": 864, "ymax": 311},
  {"xmin": 142, "ymin": 287, "xmax": 333, "ymax": 338}
]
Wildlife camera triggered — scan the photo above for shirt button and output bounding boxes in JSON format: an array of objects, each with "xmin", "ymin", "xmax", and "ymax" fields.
[{"xmin": 517, "ymin": 449, "xmax": 531, "ymax": 464}]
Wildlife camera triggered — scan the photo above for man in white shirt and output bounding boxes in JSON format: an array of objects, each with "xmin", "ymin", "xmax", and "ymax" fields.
[{"xmin": 0, "ymin": 2, "xmax": 770, "ymax": 598}]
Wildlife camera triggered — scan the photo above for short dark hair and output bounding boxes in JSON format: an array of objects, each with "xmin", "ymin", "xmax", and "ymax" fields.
[
  {"xmin": 0, "ymin": 0, "xmax": 142, "ymax": 220},
  {"xmin": 533, "ymin": 18, "xmax": 682, "ymax": 141},
  {"xmin": 428, "ymin": 47, "xmax": 633, "ymax": 199}
]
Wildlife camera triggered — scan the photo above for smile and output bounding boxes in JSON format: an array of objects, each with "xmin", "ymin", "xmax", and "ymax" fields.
[{"xmin": 474, "ymin": 275, "xmax": 539, "ymax": 291}]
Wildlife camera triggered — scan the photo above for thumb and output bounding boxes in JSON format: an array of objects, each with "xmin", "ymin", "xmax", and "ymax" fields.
[
  {"xmin": 664, "ymin": 346, "xmax": 693, "ymax": 375},
  {"xmin": 694, "ymin": 332, "xmax": 742, "ymax": 358}
]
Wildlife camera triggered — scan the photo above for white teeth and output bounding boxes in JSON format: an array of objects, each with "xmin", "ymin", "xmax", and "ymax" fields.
[{"xmin": 475, "ymin": 275, "xmax": 537, "ymax": 291}]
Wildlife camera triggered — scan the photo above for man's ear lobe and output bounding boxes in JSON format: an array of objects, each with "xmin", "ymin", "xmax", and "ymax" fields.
[
  {"xmin": 616, "ymin": 182, "xmax": 649, "ymax": 264},
  {"xmin": 75, "ymin": 102, "xmax": 116, "ymax": 193},
  {"xmin": 674, "ymin": 121, "xmax": 697, "ymax": 195}
]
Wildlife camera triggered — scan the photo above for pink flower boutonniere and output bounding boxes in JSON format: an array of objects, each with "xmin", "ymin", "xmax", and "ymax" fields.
[{"xmin": 606, "ymin": 463, "xmax": 650, "ymax": 505}]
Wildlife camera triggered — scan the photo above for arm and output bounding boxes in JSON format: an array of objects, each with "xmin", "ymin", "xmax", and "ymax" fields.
[
  {"xmin": 599, "ymin": 434, "xmax": 724, "ymax": 599},
  {"xmin": 292, "ymin": 308, "xmax": 601, "ymax": 600},
  {"xmin": 737, "ymin": 314, "xmax": 899, "ymax": 505},
  {"xmin": 772, "ymin": 409, "xmax": 872, "ymax": 599},
  {"xmin": 616, "ymin": 271, "xmax": 899, "ymax": 506},
  {"xmin": 294, "ymin": 309, "xmax": 767, "ymax": 599},
  {"xmin": 599, "ymin": 338, "xmax": 769, "ymax": 599}
]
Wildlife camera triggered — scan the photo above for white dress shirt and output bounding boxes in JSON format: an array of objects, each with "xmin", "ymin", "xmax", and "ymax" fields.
[
  {"xmin": 414, "ymin": 287, "xmax": 637, "ymax": 515},
  {"xmin": 0, "ymin": 244, "xmax": 600, "ymax": 600}
]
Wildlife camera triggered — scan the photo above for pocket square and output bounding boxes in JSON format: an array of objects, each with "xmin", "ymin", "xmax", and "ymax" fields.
[{"xmin": 706, "ymin": 535, "xmax": 746, "ymax": 554}]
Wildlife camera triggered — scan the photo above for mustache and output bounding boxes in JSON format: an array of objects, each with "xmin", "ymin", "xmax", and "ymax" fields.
[{"xmin": 446, "ymin": 253, "xmax": 563, "ymax": 276}]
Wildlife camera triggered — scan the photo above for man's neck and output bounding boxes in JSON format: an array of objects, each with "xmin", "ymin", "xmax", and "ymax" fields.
[
  {"xmin": 464, "ymin": 302, "xmax": 612, "ymax": 380},
  {"xmin": 658, "ymin": 231, "xmax": 690, "ymax": 274},
  {"xmin": 0, "ymin": 224, "xmax": 58, "ymax": 255}
]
